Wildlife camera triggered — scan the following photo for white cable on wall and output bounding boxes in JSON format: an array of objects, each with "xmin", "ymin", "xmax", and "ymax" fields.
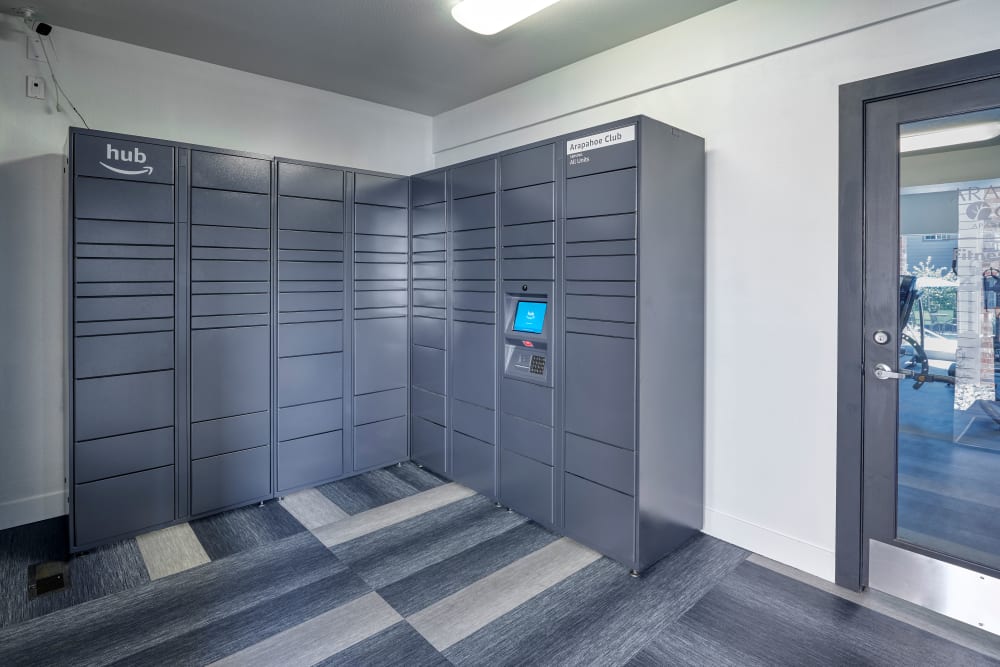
[{"xmin": 36, "ymin": 28, "xmax": 90, "ymax": 129}]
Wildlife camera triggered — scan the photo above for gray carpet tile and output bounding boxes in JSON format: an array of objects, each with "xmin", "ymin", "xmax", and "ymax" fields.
[
  {"xmin": 384, "ymin": 461, "xmax": 449, "ymax": 492},
  {"xmin": 280, "ymin": 488, "xmax": 350, "ymax": 530},
  {"xmin": 0, "ymin": 531, "xmax": 347, "ymax": 667},
  {"xmin": 315, "ymin": 620, "xmax": 452, "ymax": 667},
  {"xmin": 443, "ymin": 534, "xmax": 749, "ymax": 667},
  {"xmin": 317, "ymin": 467, "xmax": 429, "ymax": 514},
  {"xmin": 410, "ymin": 537, "xmax": 603, "ymax": 652},
  {"xmin": 0, "ymin": 516, "xmax": 150, "ymax": 629},
  {"xmin": 135, "ymin": 522, "xmax": 211, "ymax": 580},
  {"xmin": 315, "ymin": 484, "xmax": 475, "ymax": 548},
  {"xmin": 379, "ymin": 521, "xmax": 561, "ymax": 617},
  {"xmin": 209, "ymin": 592, "xmax": 401, "ymax": 667},
  {"xmin": 189, "ymin": 498, "xmax": 306, "ymax": 560},
  {"xmin": 331, "ymin": 494, "xmax": 529, "ymax": 589},
  {"xmin": 110, "ymin": 569, "xmax": 371, "ymax": 666},
  {"xmin": 626, "ymin": 561, "xmax": 999, "ymax": 667}
]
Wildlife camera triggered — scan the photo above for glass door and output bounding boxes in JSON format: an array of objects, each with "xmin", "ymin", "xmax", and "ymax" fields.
[{"xmin": 863, "ymin": 79, "xmax": 1000, "ymax": 631}]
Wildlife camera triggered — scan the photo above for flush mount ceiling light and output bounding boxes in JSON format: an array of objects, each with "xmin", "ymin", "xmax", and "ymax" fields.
[
  {"xmin": 451, "ymin": 0, "xmax": 562, "ymax": 35},
  {"xmin": 900, "ymin": 121, "xmax": 1000, "ymax": 153}
]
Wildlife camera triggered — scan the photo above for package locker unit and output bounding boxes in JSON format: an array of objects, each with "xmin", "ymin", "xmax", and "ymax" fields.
[
  {"xmin": 410, "ymin": 158, "xmax": 504, "ymax": 497},
  {"xmin": 67, "ymin": 116, "xmax": 702, "ymax": 570},
  {"xmin": 351, "ymin": 173, "xmax": 411, "ymax": 471},
  {"xmin": 68, "ymin": 129, "xmax": 410, "ymax": 551},
  {"xmin": 275, "ymin": 160, "xmax": 347, "ymax": 492},
  {"xmin": 409, "ymin": 171, "xmax": 449, "ymax": 474},
  {"xmin": 408, "ymin": 116, "xmax": 705, "ymax": 572}
]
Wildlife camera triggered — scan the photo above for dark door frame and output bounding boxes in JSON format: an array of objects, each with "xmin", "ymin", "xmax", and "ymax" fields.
[{"xmin": 837, "ymin": 48, "xmax": 1000, "ymax": 591}]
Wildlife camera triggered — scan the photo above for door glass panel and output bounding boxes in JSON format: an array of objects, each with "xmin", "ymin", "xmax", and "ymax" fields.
[{"xmin": 897, "ymin": 107, "xmax": 1000, "ymax": 571}]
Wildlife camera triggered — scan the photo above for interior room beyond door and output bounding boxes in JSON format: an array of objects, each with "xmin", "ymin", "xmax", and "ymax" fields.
[{"xmin": 862, "ymin": 76, "xmax": 1000, "ymax": 631}]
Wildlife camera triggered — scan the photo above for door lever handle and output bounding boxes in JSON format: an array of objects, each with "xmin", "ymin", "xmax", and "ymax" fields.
[{"xmin": 873, "ymin": 363, "xmax": 909, "ymax": 380}]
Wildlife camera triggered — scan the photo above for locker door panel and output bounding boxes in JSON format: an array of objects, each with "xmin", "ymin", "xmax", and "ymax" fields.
[
  {"xmin": 191, "ymin": 327, "xmax": 270, "ymax": 422},
  {"xmin": 354, "ymin": 317, "xmax": 407, "ymax": 395}
]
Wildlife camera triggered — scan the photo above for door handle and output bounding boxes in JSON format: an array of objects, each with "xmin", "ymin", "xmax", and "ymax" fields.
[{"xmin": 872, "ymin": 363, "xmax": 909, "ymax": 380}]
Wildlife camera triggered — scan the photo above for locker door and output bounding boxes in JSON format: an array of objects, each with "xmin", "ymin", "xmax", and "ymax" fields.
[
  {"xmin": 353, "ymin": 173, "xmax": 410, "ymax": 471},
  {"xmin": 189, "ymin": 150, "xmax": 273, "ymax": 515}
]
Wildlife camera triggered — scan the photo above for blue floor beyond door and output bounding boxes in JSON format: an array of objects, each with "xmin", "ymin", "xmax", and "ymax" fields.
[{"xmin": 898, "ymin": 381, "xmax": 1000, "ymax": 571}]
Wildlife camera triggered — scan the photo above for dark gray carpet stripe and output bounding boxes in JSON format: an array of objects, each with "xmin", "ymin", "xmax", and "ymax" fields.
[
  {"xmin": 331, "ymin": 495, "xmax": 528, "ymax": 589},
  {"xmin": 314, "ymin": 620, "xmax": 451, "ymax": 667},
  {"xmin": 110, "ymin": 569, "xmax": 371, "ymax": 666},
  {"xmin": 190, "ymin": 499, "xmax": 305, "ymax": 560},
  {"xmin": 626, "ymin": 561, "xmax": 998, "ymax": 667},
  {"xmin": 385, "ymin": 462, "xmax": 449, "ymax": 493},
  {"xmin": 379, "ymin": 521, "xmax": 560, "ymax": 617},
  {"xmin": 443, "ymin": 535, "xmax": 749, "ymax": 667},
  {"xmin": 0, "ymin": 531, "xmax": 346, "ymax": 667},
  {"xmin": 0, "ymin": 516, "xmax": 150, "ymax": 630},
  {"xmin": 317, "ymin": 467, "xmax": 426, "ymax": 515}
]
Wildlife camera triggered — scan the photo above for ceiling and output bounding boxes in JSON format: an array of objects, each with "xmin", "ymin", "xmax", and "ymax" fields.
[{"xmin": 8, "ymin": 0, "xmax": 734, "ymax": 115}]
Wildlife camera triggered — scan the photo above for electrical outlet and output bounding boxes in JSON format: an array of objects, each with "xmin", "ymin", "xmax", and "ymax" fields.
[
  {"xmin": 27, "ymin": 75, "xmax": 46, "ymax": 100},
  {"xmin": 27, "ymin": 34, "xmax": 45, "ymax": 61}
]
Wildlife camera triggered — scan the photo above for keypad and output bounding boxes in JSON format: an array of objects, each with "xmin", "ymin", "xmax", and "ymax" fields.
[{"xmin": 530, "ymin": 355, "xmax": 546, "ymax": 375}]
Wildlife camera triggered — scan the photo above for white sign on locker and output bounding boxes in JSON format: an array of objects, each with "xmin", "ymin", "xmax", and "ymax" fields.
[{"xmin": 565, "ymin": 125, "xmax": 635, "ymax": 155}]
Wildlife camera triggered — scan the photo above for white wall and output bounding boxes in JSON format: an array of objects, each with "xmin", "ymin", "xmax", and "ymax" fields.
[
  {"xmin": 0, "ymin": 17, "xmax": 432, "ymax": 531},
  {"xmin": 432, "ymin": 0, "xmax": 1000, "ymax": 581}
]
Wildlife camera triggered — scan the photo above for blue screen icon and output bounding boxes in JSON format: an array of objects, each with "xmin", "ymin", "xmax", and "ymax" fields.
[{"xmin": 513, "ymin": 301, "xmax": 546, "ymax": 334}]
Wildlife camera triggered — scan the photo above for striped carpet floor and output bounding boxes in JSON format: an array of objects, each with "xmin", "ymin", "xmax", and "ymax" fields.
[{"xmin": 0, "ymin": 462, "xmax": 996, "ymax": 666}]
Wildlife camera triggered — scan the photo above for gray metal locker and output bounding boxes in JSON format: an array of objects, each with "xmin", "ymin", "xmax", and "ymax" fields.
[
  {"xmin": 408, "ymin": 116, "xmax": 705, "ymax": 573},
  {"xmin": 448, "ymin": 158, "xmax": 499, "ymax": 498},
  {"xmin": 68, "ymin": 130, "xmax": 415, "ymax": 552},
  {"xmin": 275, "ymin": 160, "xmax": 347, "ymax": 492},
  {"xmin": 409, "ymin": 170, "xmax": 448, "ymax": 481},
  {"xmin": 352, "ymin": 172, "xmax": 410, "ymax": 472},
  {"xmin": 188, "ymin": 148, "xmax": 273, "ymax": 516},
  {"xmin": 561, "ymin": 117, "xmax": 705, "ymax": 572},
  {"xmin": 70, "ymin": 132, "xmax": 178, "ymax": 548},
  {"xmin": 498, "ymin": 143, "xmax": 558, "ymax": 527}
]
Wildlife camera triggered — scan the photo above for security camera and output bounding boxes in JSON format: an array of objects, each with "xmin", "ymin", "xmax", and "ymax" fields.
[{"xmin": 6, "ymin": 7, "xmax": 52, "ymax": 34}]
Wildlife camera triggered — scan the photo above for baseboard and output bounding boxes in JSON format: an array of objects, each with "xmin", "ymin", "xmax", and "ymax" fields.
[
  {"xmin": 0, "ymin": 491, "xmax": 67, "ymax": 531},
  {"xmin": 703, "ymin": 506, "xmax": 836, "ymax": 582}
]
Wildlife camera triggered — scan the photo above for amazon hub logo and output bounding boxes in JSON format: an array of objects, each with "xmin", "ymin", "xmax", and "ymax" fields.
[{"xmin": 100, "ymin": 144, "xmax": 153, "ymax": 176}]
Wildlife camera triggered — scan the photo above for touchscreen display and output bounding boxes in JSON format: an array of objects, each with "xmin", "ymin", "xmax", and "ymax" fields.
[{"xmin": 512, "ymin": 301, "xmax": 546, "ymax": 334}]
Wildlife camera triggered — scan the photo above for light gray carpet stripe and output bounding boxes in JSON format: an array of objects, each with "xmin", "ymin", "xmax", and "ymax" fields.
[
  {"xmin": 441, "ymin": 535, "xmax": 748, "ymax": 666},
  {"xmin": 313, "ymin": 483, "xmax": 475, "ymax": 548},
  {"xmin": 332, "ymin": 495, "xmax": 529, "ymax": 590},
  {"xmin": 135, "ymin": 523, "xmax": 211, "ymax": 580},
  {"xmin": 377, "ymin": 521, "xmax": 561, "ymax": 618},
  {"xmin": 408, "ymin": 537, "xmax": 601, "ymax": 651},
  {"xmin": 209, "ymin": 592, "xmax": 402, "ymax": 667},
  {"xmin": 313, "ymin": 620, "xmax": 449, "ymax": 667},
  {"xmin": 280, "ymin": 488, "xmax": 349, "ymax": 530}
]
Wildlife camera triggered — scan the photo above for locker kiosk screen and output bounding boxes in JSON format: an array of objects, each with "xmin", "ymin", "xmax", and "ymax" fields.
[{"xmin": 512, "ymin": 301, "xmax": 546, "ymax": 334}]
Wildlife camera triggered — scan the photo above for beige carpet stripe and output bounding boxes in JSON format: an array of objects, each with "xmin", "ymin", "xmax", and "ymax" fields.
[
  {"xmin": 279, "ymin": 488, "xmax": 349, "ymax": 530},
  {"xmin": 208, "ymin": 592, "xmax": 402, "ymax": 667},
  {"xmin": 135, "ymin": 523, "xmax": 211, "ymax": 581},
  {"xmin": 313, "ymin": 483, "xmax": 475, "ymax": 548},
  {"xmin": 407, "ymin": 537, "xmax": 602, "ymax": 651}
]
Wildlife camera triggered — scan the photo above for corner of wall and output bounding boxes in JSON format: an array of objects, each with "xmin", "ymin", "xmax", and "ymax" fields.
[{"xmin": 704, "ymin": 507, "xmax": 836, "ymax": 582}]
